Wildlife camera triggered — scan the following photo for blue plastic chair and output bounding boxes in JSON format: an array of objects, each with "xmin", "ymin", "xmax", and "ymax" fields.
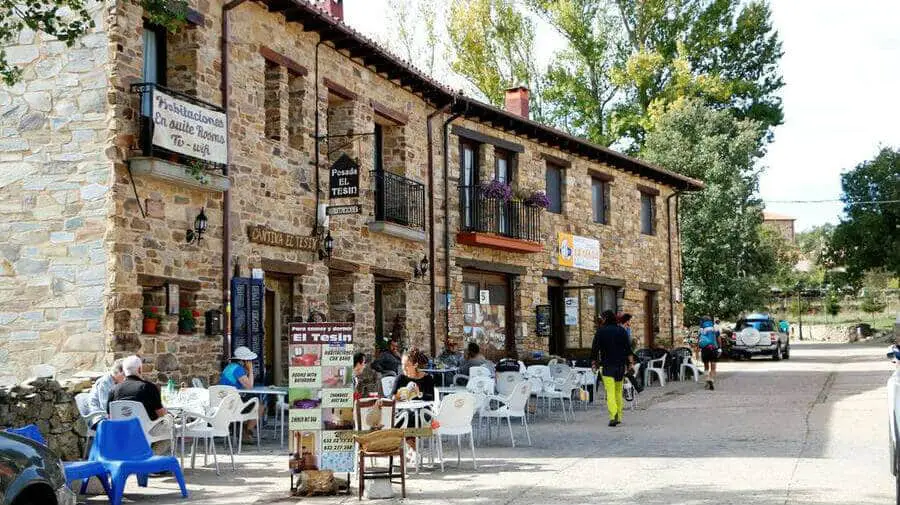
[
  {"xmin": 89, "ymin": 417, "xmax": 188, "ymax": 505},
  {"xmin": 5, "ymin": 424, "xmax": 112, "ymax": 500}
]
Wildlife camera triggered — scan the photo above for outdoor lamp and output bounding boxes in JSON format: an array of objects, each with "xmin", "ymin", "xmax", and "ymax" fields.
[
  {"xmin": 185, "ymin": 208, "xmax": 208, "ymax": 244},
  {"xmin": 414, "ymin": 255, "xmax": 429, "ymax": 277},
  {"xmin": 319, "ymin": 231, "xmax": 334, "ymax": 260}
]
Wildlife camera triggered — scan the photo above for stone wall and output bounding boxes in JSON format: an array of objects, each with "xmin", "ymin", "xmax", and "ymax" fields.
[
  {"xmin": 0, "ymin": 0, "xmax": 112, "ymax": 383},
  {"xmin": 0, "ymin": 378, "xmax": 85, "ymax": 461}
]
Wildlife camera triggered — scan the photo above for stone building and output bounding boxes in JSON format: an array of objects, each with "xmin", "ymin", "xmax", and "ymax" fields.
[
  {"xmin": 0, "ymin": 0, "xmax": 702, "ymax": 384},
  {"xmin": 763, "ymin": 211, "xmax": 796, "ymax": 243}
]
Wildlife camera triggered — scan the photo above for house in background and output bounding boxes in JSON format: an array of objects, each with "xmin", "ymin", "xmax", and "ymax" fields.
[{"xmin": 763, "ymin": 211, "xmax": 796, "ymax": 243}]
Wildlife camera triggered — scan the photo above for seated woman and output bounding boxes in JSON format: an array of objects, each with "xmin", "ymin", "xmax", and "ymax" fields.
[
  {"xmin": 390, "ymin": 348, "xmax": 435, "ymax": 401},
  {"xmin": 219, "ymin": 346, "xmax": 259, "ymax": 442},
  {"xmin": 389, "ymin": 348, "xmax": 434, "ymax": 450}
]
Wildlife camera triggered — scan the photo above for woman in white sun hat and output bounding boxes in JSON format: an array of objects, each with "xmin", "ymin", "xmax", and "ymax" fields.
[{"xmin": 220, "ymin": 346, "xmax": 259, "ymax": 440}]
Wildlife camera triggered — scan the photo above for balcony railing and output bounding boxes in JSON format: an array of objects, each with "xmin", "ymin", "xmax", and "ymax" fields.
[
  {"xmin": 458, "ymin": 185, "xmax": 541, "ymax": 242},
  {"xmin": 130, "ymin": 82, "xmax": 226, "ymax": 173},
  {"xmin": 372, "ymin": 170, "xmax": 426, "ymax": 230}
]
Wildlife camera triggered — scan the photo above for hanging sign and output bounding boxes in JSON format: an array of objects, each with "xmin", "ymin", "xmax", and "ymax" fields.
[
  {"xmin": 557, "ymin": 232, "xmax": 600, "ymax": 271},
  {"xmin": 151, "ymin": 87, "xmax": 227, "ymax": 164},
  {"xmin": 479, "ymin": 290, "xmax": 490, "ymax": 305},
  {"xmin": 329, "ymin": 154, "xmax": 360, "ymax": 199},
  {"xmin": 326, "ymin": 204, "xmax": 362, "ymax": 216},
  {"xmin": 288, "ymin": 321, "xmax": 355, "ymax": 474}
]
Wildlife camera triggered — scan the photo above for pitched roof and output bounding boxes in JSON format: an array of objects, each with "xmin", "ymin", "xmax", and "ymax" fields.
[
  {"xmin": 763, "ymin": 211, "xmax": 795, "ymax": 221},
  {"xmin": 264, "ymin": 0, "xmax": 705, "ymax": 192}
]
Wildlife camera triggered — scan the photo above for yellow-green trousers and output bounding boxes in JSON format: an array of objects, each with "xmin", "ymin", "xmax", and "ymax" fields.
[{"xmin": 601, "ymin": 375, "xmax": 624, "ymax": 421}]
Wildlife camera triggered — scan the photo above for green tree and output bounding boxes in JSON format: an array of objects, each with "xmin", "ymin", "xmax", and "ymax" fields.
[
  {"xmin": 859, "ymin": 289, "xmax": 887, "ymax": 318},
  {"xmin": 446, "ymin": 0, "xmax": 544, "ymax": 120},
  {"xmin": 824, "ymin": 289, "xmax": 840, "ymax": 318},
  {"xmin": 526, "ymin": 0, "xmax": 621, "ymax": 145},
  {"xmin": 384, "ymin": 0, "xmax": 441, "ymax": 78},
  {"xmin": 829, "ymin": 148, "xmax": 900, "ymax": 279},
  {"xmin": 0, "ymin": 0, "xmax": 94, "ymax": 85},
  {"xmin": 641, "ymin": 99, "xmax": 775, "ymax": 320}
]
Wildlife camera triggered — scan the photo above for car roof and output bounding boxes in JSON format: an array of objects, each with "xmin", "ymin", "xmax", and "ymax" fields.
[{"xmin": 744, "ymin": 313, "xmax": 771, "ymax": 320}]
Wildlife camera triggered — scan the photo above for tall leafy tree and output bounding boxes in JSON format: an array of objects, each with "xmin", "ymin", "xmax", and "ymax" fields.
[
  {"xmin": 446, "ymin": 0, "xmax": 544, "ymax": 120},
  {"xmin": 830, "ymin": 148, "xmax": 900, "ymax": 279},
  {"xmin": 641, "ymin": 98, "xmax": 774, "ymax": 320},
  {"xmin": 384, "ymin": 0, "xmax": 442, "ymax": 79}
]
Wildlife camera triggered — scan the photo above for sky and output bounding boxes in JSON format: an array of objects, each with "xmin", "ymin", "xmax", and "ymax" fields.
[{"xmin": 343, "ymin": 0, "xmax": 900, "ymax": 232}]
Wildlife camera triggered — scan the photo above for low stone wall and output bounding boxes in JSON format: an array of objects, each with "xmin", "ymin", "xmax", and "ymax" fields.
[{"xmin": 0, "ymin": 377, "xmax": 89, "ymax": 460}]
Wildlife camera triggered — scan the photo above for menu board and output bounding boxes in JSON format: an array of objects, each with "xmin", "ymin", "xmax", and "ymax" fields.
[
  {"xmin": 288, "ymin": 322, "xmax": 355, "ymax": 473},
  {"xmin": 231, "ymin": 277, "xmax": 265, "ymax": 383}
]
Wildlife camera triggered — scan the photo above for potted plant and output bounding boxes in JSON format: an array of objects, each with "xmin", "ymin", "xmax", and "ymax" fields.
[
  {"xmin": 479, "ymin": 179, "xmax": 513, "ymax": 201},
  {"xmin": 523, "ymin": 190, "xmax": 551, "ymax": 209},
  {"xmin": 178, "ymin": 308, "xmax": 200, "ymax": 334},
  {"xmin": 143, "ymin": 307, "xmax": 161, "ymax": 334}
]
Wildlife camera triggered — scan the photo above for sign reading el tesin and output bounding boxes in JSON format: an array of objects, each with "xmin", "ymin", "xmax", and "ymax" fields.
[
  {"xmin": 329, "ymin": 154, "xmax": 360, "ymax": 199},
  {"xmin": 248, "ymin": 225, "xmax": 317, "ymax": 251}
]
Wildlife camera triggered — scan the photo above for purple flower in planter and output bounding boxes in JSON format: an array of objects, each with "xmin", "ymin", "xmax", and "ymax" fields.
[
  {"xmin": 524, "ymin": 191, "xmax": 551, "ymax": 209},
  {"xmin": 479, "ymin": 179, "xmax": 513, "ymax": 201}
]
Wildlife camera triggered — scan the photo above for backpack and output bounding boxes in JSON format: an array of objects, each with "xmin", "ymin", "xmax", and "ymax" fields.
[{"xmin": 698, "ymin": 326, "xmax": 718, "ymax": 348}]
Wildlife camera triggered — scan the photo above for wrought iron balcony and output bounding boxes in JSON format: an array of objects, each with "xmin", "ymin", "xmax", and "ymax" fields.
[
  {"xmin": 458, "ymin": 185, "xmax": 541, "ymax": 251},
  {"xmin": 372, "ymin": 170, "xmax": 426, "ymax": 230},
  {"xmin": 130, "ymin": 82, "xmax": 227, "ymax": 173}
]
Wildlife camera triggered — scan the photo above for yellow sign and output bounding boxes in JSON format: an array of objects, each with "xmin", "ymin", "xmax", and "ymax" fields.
[{"xmin": 557, "ymin": 232, "xmax": 575, "ymax": 267}]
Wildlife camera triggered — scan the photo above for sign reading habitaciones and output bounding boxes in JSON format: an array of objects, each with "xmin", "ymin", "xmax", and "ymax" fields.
[
  {"xmin": 151, "ymin": 87, "xmax": 228, "ymax": 165},
  {"xmin": 248, "ymin": 225, "xmax": 317, "ymax": 251}
]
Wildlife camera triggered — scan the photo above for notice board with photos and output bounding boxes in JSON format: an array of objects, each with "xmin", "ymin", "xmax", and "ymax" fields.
[{"xmin": 288, "ymin": 321, "xmax": 355, "ymax": 473}]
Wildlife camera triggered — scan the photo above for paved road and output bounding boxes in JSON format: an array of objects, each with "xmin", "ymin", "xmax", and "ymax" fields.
[{"xmin": 110, "ymin": 342, "xmax": 894, "ymax": 505}]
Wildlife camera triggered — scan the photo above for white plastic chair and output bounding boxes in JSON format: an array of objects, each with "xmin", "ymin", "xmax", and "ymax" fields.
[
  {"xmin": 180, "ymin": 391, "xmax": 241, "ymax": 475},
  {"xmin": 536, "ymin": 372, "xmax": 576, "ymax": 422},
  {"xmin": 646, "ymin": 354, "xmax": 668, "ymax": 387},
  {"xmin": 469, "ymin": 366, "xmax": 492, "ymax": 379},
  {"xmin": 209, "ymin": 385, "xmax": 237, "ymax": 409},
  {"xmin": 496, "ymin": 371, "xmax": 522, "ymax": 396},
  {"xmin": 525, "ymin": 365, "xmax": 551, "ymax": 382},
  {"xmin": 172, "ymin": 387, "xmax": 209, "ymax": 412},
  {"xmin": 381, "ymin": 376, "xmax": 397, "ymax": 397},
  {"xmin": 517, "ymin": 361, "xmax": 527, "ymax": 373},
  {"xmin": 679, "ymin": 355, "xmax": 700, "ymax": 382},
  {"xmin": 435, "ymin": 393, "xmax": 478, "ymax": 470},
  {"xmin": 525, "ymin": 376, "xmax": 544, "ymax": 419},
  {"xmin": 31, "ymin": 364, "xmax": 56, "ymax": 379},
  {"xmin": 192, "ymin": 377, "xmax": 206, "ymax": 388},
  {"xmin": 74, "ymin": 392, "xmax": 106, "ymax": 458},
  {"xmin": 276, "ymin": 395, "xmax": 290, "ymax": 448},
  {"xmin": 549, "ymin": 363, "xmax": 571, "ymax": 380},
  {"xmin": 236, "ymin": 396, "xmax": 260, "ymax": 453},
  {"xmin": 480, "ymin": 382, "xmax": 532, "ymax": 447},
  {"xmin": 109, "ymin": 400, "xmax": 175, "ymax": 451}
]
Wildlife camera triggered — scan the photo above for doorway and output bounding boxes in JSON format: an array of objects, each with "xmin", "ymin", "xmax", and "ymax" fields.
[
  {"xmin": 264, "ymin": 289, "xmax": 276, "ymax": 385},
  {"xmin": 462, "ymin": 270, "xmax": 514, "ymax": 359},
  {"xmin": 547, "ymin": 282, "xmax": 565, "ymax": 356},
  {"xmin": 643, "ymin": 290, "xmax": 659, "ymax": 348}
]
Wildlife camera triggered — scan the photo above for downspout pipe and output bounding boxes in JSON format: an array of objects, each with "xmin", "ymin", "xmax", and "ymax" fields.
[
  {"xmin": 221, "ymin": 0, "xmax": 247, "ymax": 360},
  {"xmin": 666, "ymin": 190, "xmax": 682, "ymax": 343},
  {"xmin": 426, "ymin": 101, "xmax": 453, "ymax": 357},
  {"xmin": 442, "ymin": 97, "xmax": 466, "ymax": 342},
  {"xmin": 313, "ymin": 39, "xmax": 324, "ymax": 243}
]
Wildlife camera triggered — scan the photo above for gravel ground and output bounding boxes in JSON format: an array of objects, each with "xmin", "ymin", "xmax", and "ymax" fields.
[{"xmin": 86, "ymin": 342, "xmax": 894, "ymax": 505}]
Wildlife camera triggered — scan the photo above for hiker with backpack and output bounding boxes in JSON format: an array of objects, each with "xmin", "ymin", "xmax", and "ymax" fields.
[{"xmin": 698, "ymin": 316, "xmax": 721, "ymax": 390}]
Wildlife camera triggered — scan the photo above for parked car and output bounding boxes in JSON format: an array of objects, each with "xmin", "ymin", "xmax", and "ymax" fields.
[
  {"xmin": 0, "ymin": 431, "xmax": 74, "ymax": 505},
  {"xmin": 728, "ymin": 313, "xmax": 790, "ymax": 360},
  {"xmin": 886, "ymin": 346, "xmax": 900, "ymax": 504}
]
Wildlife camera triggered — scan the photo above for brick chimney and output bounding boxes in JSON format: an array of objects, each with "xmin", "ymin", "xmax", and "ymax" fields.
[
  {"xmin": 504, "ymin": 86, "xmax": 530, "ymax": 119},
  {"xmin": 320, "ymin": 0, "xmax": 344, "ymax": 21}
]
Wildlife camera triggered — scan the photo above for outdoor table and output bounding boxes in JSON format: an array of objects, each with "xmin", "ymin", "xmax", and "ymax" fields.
[
  {"xmin": 394, "ymin": 399, "xmax": 436, "ymax": 473},
  {"xmin": 165, "ymin": 404, "xmax": 208, "ymax": 468},
  {"xmin": 423, "ymin": 367, "xmax": 458, "ymax": 387},
  {"xmin": 242, "ymin": 386, "xmax": 289, "ymax": 447},
  {"xmin": 436, "ymin": 386, "xmax": 460, "ymax": 399}
]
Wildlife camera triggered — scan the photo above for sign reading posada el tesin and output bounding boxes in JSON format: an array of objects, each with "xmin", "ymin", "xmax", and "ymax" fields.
[
  {"xmin": 329, "ymin": 154, "xmax": 360, "ymax": 199},
  {"xmin": 151, "ymin": 87, "xmax": 227, "ymax": 165},
  {"xmin": 290, "ymin": 322, "xmax": 353, "ymax": 344}
]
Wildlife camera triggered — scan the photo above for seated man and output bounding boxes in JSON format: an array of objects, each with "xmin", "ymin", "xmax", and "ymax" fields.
[
  {"xmin": 108, "ymin": 355, "xmax": 172, "ymax": 453},
  {"xmin": 85, "ymin": 359, "xmax": 124, "ymax": 424},
  {"xmin": 371, "ymin": 339, "xmax": 402, "ymax": 376},
  {"xmin": 219, "ymin": 346, "xmax": 259, "ymax": 442},
  {"xmin": 353, "ymin": 352, "xmax": 380, "ymax": 398}
]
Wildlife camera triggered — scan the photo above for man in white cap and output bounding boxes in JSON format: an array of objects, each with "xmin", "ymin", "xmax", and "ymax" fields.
[{"xmin": 219, "ymin": 346, "xmax": 259, "ymax": 440}]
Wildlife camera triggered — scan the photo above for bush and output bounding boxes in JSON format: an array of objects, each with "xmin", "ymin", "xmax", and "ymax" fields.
[
  {"xmin": 860, "ymin": 291, "xmax": 887, "ymax": 315},
  {"xmin": 790, "ymin": 298, "xmax": 811, "ymax": 316},
  {"xmin": 824, "ymin": 292, "xmax": 841, "ymax": 317}
]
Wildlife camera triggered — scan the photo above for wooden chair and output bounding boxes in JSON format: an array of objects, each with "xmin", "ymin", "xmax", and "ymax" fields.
[{"xmin": 354, "ymin": 398, "xmax": 404, "ymax": 499}]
